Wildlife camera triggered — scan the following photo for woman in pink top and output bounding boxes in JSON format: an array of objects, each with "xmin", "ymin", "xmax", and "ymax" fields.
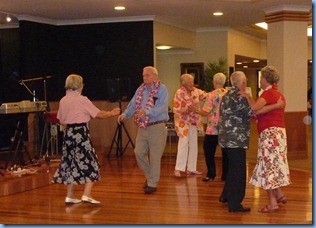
[
  {"xmin": 200, "ymin": 73, "xmax": 228, "ymax": 182},
  {"xmin": 241, "ymin": 66, "xmax": 291, "ymax": 213},
  {"xmin": 52, "ymin": 74, "xmax": 120, "ymax": 204}
]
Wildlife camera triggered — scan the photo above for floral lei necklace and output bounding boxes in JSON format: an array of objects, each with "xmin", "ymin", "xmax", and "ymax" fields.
[
  {"xmin": 134, "ymin": 80, "xmax": 161, "ymax": 128},
  {"xmin": 180, "ymin": 86, "xmax": 198, "ymax": 122}
]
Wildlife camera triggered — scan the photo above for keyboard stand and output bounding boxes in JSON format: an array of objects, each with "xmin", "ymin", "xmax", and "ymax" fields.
[{"xmin": 5, "ymin": 115, "xmax": 33, "ymax": 169}]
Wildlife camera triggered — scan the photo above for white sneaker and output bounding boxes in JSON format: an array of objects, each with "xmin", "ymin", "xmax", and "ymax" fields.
[
  {"xmin": 81, "ymin": 195, "xmax": 100, "ymax": 204},
  {"xmin": 65, "ymin": 197, "xmax": 82, "ymax": 204}
]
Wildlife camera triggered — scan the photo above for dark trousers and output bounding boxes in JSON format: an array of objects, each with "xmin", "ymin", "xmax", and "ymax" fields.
[
  {"xmin": 220, "ymin": 148, "xmax": 246, "ymax": 210},
  {"xmin": 203, "ymin": 135, "xmax": 228, "ymax": 180}
]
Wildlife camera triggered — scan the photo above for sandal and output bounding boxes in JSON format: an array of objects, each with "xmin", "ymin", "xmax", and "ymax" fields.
[
  {"xmin": 277, "ymin": 196, "xmax": 287, "ymax": 204},
  {"xmin": 186, "ymin": 170, "xmax": 202, "ymax": 175},
  {"xmin": 258, "ymin": 205, "xmax": 279, "ymax": 213},
  {"xmin": 173, "ymin": 170, "xmax": 181, "ymax": 178}
]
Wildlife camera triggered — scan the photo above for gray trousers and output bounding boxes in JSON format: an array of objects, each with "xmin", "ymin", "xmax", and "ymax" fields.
[{"xmin": 134, "ymin": 123, "xmax": 167, "ymax": 187}]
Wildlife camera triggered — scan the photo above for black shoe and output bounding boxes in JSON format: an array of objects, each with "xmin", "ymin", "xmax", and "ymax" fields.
[
  {"xmin": 202, "ymin": 177, "xmax": 214, "ymax": 182},
  {"xmin": 219, "ymin": 196, "xmax": 228, "ymax": 203},
  {"xmin": 144, "ymin": 186, "xmax": 157, "ymax": 194},
  {"xmin": 143, "ymin": 180, "xmax": 148, "ymax": 189},
  {"xmin": 229, "ymin": 207, "xmax": 251, "ymax": 212}
]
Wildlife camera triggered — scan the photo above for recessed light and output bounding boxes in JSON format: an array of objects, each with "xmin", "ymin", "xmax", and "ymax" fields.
[
  {"xmin": 236, "ymin": 62, "xmax": 242, "ymax": 65},
  {"xmin": 114, "ymin": 6, "xmax": 125, "ymax": 11},
  {"xmin": 243, "ymin": 66, "xmax": 248, "ymax": 68},
  {"xmin": 213, "ymin": 12, "xmax": 223, "ymax": 16},
  {"xmin": 253, "ymin": 60, "xmax": 260, "ymax": 63}
]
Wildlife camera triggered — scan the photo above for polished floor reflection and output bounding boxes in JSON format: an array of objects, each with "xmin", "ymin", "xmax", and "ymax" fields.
[{"xmin": 0, "ymin": 147, "xmax": 312, "ymax": 224}]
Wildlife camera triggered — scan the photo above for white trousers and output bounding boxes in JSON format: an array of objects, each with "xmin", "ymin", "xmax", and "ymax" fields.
[{"xmin": 175, "ymin": 125, "xmax": 198, "ymax": 172}]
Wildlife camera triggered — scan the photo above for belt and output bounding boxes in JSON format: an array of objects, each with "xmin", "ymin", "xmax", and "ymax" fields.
[
  {"xmin": 147, "ymin": 120, "xmax": 166, "ymax": 126},
  {"xmin": 66, "ymin": 123, "xmax": 87, "ymax": 127}
]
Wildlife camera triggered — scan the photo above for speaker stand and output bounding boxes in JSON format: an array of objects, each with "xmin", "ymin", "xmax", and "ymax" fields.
[{"xmin": 107, "ymin": 101, "xmax": 135, "ymax": 159}]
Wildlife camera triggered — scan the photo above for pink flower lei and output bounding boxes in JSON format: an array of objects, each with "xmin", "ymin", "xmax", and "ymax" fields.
[{"xmin": 134, "ymin": 80, "xmax": 161, "ymax": 128}]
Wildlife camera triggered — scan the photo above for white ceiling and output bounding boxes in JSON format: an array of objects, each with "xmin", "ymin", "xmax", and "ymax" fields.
[{"xmin": 0, "ymin": 0, "xmax": 312, "ymax": 39}]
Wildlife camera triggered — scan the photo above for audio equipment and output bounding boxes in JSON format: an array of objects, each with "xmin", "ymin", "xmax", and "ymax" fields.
[{"xmin": 0, "ymin": 100, "xmax": 47, "ymax": 114}]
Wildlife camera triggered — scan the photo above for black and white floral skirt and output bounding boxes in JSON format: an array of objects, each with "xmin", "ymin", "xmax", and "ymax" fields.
[{"xmin": 52, "ymin": 123, "xmax": 100, "ymax": 185}]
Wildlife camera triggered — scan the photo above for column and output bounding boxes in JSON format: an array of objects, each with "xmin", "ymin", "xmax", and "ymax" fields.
[{"xmin": 265, "ymin": 5, "xmax": 311, "ymax": 156}]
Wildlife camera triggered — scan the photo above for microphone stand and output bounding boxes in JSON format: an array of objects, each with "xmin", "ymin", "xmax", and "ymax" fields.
[
  {"xmin": 19, "ymin": 75, "xmax": 53, "ymax": 109},
  {"xmin": 18, "ymin": 76, "xmax": 53, "ymax": 159},
  {"xmin": 19, "ymin": 80, "xmax": 38, "ymax": 101}
]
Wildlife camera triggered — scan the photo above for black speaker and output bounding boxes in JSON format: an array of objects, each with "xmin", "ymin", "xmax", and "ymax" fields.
[{"xmin": 106, "ymin": 78, "xmax": 131, "ymax": 102}]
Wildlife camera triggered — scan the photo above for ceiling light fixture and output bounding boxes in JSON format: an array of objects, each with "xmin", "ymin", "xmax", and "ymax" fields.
[
  {"xmin": 255, "ymin": 22, "xmax": 268, "ymax": 30},
  {"xmin": 236, "ymin": 62, "xmax": 242, "ymax": 65},
  {"xmin": 253, "ymin": 60, "xmax": 260, "ymax": 63},
  {"xmin": 156, "ymin": 45, "xmax": 172, "ymax": 50},
  {"xmin": 213, "ymin": 12, "xmax": 223, "ymax": 16},
  {"xmin": 307, "ymin": 26, "xmax": 312, "ymax": 37},
  {"xmin": 256, "ymin": 22, "xmax": 312, "ymax": 37},
  {"xmin": 114, "ymin": 6, "xmax": 125, "ymax": 11}
]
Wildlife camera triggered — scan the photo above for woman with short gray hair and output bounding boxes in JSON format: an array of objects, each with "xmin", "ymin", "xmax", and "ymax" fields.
[
  {"xmin": 173, "ymin": 73, "xmax": 207, "ymax": 178},
  {"xmin": 241, "ymin": 66, "xmax": 291, "ymax": 213},
  {"xmin": 53, "ymin": 74, "xmax": 120, "ymax": 204}
]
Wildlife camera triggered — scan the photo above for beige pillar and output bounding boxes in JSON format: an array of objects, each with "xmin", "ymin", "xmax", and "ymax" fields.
[{"xmin": 265, "ymin": 6, "xmax": 311, "ymax": 156}]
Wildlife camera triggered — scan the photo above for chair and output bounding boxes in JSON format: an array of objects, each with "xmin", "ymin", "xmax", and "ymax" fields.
[{"xmin": 166, "ymin": 112, "xmax": 177, "ymax": 146}]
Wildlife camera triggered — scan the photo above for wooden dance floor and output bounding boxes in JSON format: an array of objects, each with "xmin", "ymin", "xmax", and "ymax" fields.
[{"xmin": 0, "ymin": 140, "xmax": 312, "ymax": 224}]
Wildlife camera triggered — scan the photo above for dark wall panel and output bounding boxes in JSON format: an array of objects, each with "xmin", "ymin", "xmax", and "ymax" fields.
[
  {"xmin": 0, "ymin": 28, "xmax": 21, "ymax": 103},
  {"xmin": 18, "ymin": 20, "xmax": 154, "ymax": 102}
]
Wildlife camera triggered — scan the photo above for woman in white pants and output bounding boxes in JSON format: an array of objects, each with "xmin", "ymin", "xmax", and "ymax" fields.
[{"xmin": 173, "ymin": 74, "xmax": 206, "ymax": 178}]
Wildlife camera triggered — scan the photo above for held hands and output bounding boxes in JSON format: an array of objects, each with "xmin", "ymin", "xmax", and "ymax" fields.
[
  {"xmin": 188, "ymin": 104, "xmax": 198, "ymax": 113},
  {"xmin": 238, "ymin": 91, "xmax": 249, "ymax": 99},
  {"xmin": 111, "ymin": 107, "xmax": 121, "ymax": 116},
  {"xmin": 189, "ymin": 104, "xmax": 202, "ymax": 115},
  {"xmin": 117, "ymin": 109, "xmax": 146, "ymax": 124},
  {"xmin": 117, "ymin": 114, "xmax": 124, "ymax": 124}
]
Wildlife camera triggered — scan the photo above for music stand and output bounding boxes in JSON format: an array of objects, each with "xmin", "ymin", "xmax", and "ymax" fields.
[{"xmin": 106, "ymin": 78, "xmax": 135, "ymax": 158}]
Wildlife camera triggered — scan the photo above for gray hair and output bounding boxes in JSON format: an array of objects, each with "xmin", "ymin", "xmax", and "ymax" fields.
[
  {"xmin": 213, "ymin": 73, "xmax": 226, "ymax": 86},
  {"xmin": 143, "ymin": 66, "xmax": 158, "ymax": 76},
  {"xmin": 180, "ymin": 73, "xmax": 194, "ymax": 85},
  {"xmin": 230, "ymin": 71, "xmax": 246, "ymax": 86},
  {"xmin": 260, "ymin": 66, "xmax": 280, "ymax": 84},
  {"xmin": 65, "ymin": 74, "xmax": 83, "ymax": 90}
]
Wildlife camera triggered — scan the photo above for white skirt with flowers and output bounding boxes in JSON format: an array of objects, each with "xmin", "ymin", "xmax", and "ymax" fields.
[{"xmin": 249, "ymin": 127, "xmax": 291, "ymax": 190}]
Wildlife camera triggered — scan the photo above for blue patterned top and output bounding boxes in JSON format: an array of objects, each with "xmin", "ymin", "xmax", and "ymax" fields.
[{"xmin": 218, "ymin": 86, "xmax": 252, "ymax": 148}]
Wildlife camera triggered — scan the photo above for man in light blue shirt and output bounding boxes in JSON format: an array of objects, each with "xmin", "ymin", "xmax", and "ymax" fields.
[{"xmin": 117, "ymin": 66, "xmax": 169, "ymax": 194}]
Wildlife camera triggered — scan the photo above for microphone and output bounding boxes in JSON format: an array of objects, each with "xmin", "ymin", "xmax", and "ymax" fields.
[
  {"xmin": 43, "ymin": 75, "xmax": 54, "ymax": 79},
  {"xmin": 10, "ymin": 72, "xmax": 21, "ymax": 82}
]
